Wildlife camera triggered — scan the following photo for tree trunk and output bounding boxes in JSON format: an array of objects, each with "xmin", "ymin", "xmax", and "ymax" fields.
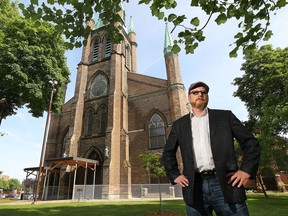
[{"xmin": 257, "ymin": 173, "xmax": 269, "ymax": 198}]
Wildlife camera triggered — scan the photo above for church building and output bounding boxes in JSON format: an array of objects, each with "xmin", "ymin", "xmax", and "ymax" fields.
[{"xmin": 43, "ymin": 5, "xmax": 188, "ymax": 199}]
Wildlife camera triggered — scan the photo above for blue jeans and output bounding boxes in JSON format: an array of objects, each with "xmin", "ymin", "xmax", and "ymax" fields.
[{"xmin": 186, "ymin": 176, "xmax": 250, "ymax": 216}]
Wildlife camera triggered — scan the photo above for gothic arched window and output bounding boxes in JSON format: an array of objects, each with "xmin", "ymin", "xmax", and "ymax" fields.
[
  {"xmin": 148, "ymin": 113, "xmax": 166, "ymax": 149},
  {"xmin": 86, "ymin": 110, "xmax": 93, "ymax": 135},
  {"xmin": 90, "ymin": 74, "xmax": 108, "ymax": 98},
  {"xmin": 99, "ymin": 107, "xmax": 108, "ymax": 134},
  {"xmin": 61, "ymin": 129, "xmax": 70, "ymax": 157}
]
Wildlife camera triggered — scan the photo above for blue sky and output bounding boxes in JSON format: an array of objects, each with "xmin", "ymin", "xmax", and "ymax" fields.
[{"xmin": 1, "ymin": 1, "xmax": 288, "ymax": 181}]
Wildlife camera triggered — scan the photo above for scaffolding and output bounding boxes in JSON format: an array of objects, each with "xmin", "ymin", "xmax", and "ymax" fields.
[{"xmin": 24, "ymin": 157, "xmax": 99, "ymax": 201}]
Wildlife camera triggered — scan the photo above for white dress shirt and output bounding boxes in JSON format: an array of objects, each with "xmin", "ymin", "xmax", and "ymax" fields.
[{"xmin": 191, "ymin": 108, "xmax": 215, "ymax": 172}]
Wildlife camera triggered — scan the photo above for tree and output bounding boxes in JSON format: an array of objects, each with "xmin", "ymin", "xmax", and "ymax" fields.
[
  {"xmin": 0, "ymin": 178, "xmax": 9, "ymax": 191},
  {"xmin": 7, "ymin": 178, "xmax": 22, "ymax": 191},
  {"xmin": 233, "ymin": 44, "xmax": 288, "ymax": 135},
  {"xmin": 19, "ymin": 0, "xmax": 288, "ymax": 57},
  {"xmin": 22, "ymin": 178, "xmax": 36, "ymax": 193},
  {"xmin": 0, "ymin": 178, "xmax": 23, "ymax": 192},
  {"xmin": 257, "ymin": 134, "xmax": 287, "ymax": 175},
  {"xmin": 139, "ymin": 152, "xmax": 166, "ymax": 213},
  {"xmin": 0, "ymin": 0, "xmax": 70, "ymax": 123},
  {"xmin": 233, "ymin": 45, "xmax": 288, "ymax": 195}
]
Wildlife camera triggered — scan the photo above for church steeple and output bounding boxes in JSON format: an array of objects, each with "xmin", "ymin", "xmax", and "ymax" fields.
[
  {"xmin": 164, "ymin": 23, "xmax": 187, "ymax": 121},
  {"xmin": 128, "ymin": 16, "xmax": 135, "ymax": 34},
  {"xmin": 128, "ymin": 16, "xmax": 137, "ymax": 73},
  {"xmin": 164, "ymin": 23, "xmax": 173, "ymax": 54}
]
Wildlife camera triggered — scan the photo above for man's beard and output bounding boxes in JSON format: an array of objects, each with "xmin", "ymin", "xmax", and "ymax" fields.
[{"xmin": 192, "ymin": 99, "xmax": 208, "ymax": 110}]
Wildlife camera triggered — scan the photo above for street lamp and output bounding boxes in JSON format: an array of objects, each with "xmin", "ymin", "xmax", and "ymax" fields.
[{"xmin": 34, "ymin": 80, "xmax": 58, "ymax": 203}]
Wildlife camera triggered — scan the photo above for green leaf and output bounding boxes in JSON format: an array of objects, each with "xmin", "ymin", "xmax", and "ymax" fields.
[
  {"xmin": 158, "ymin": 11, "xmax": 165, "ymax": 19},
  {"xmin": 234, "ymin": 32, "xmax": 243, "ymax": 39},
  {"xmin": 168, "ymin": 0, "xmax": 176, "ymax": 4},
  {"xmin": 227, "ymin": 4, "xmax": 236, "ymax": 18},
  {"xmin": 186, "ymin": 45, "xmax": 195, "ymax": 54},
  {"xmin": 173, "ymin": 15, "xmax": 186, "ymax": 25},
  {"xmin": 215, "ymin": 13, "xmax": 227, "ymax": 25},
  {"xmin": 31, "ymin": 0, "xmax": 39, "ymax": 5},
  {"xmin": 229, "ymin": 48, "xmax": 238, "ymax": 58},
  {"xmin": 256, "ymin": 8, "xmax": 267, "ymax": 19},
  {"xmin": 244, "ymin": 44, "xmax": 256, "ymax": 56},
  {"xmin": 151, "ymin": 7, "xmax": 165, "ymax": 19},
  {"xmin": 56, "ymin": 9, "xmax": 63, "ymax": 16},
  {"xmin": 276, "ymin": 0, "xmax": 287, "ymax": 7},
  {"xmin": 37, "ymin": 8, "xmax": 43, "ymax": 17},
  {"xmin": 58, "ymin": 0, "xmax": 66, "ymax": 5},
  {"xmin": 263, "ymin": 30, "xmax": 273, "ymax": 41},
  {"xmin": 168, "ymin": 13, "xmax": 177, "ymax": 22},
  {"xmin": 75, "ymin": 41, "xmax": 82, "ymax": 48},
  {"xmin": 172, "ymin": 44, "xmax": 181, "ymax": 53},
  {"xmin": 18, "ymin": 3, "xmax": 25, "ymax": 10},
  {"xmin": 191, "ymin": 17, "xmax": 200, "ymax": 26},
  {"xmin": 191, "ymin": 0, "xmax": 199, "ymax": 6},
  {"xmin": 139, "ymin": 0, "xmax": 151, "ymax": 4},
  {"xmin": 47, "ymin": 0, "xmax": 55, "ymax": 4},
  {"xmin": 219, "ymin": 6, "xmax": 226, "ymax": 13},
  {"xmin": 35, "ymin": 20, "xmax": 41, "ymax": 27},
  {"xmin": 194, "ymin": 31, "xmax": 205, "ymax": 42}
]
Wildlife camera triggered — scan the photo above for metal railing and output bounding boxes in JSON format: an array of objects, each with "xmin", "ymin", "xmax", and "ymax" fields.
[{"xmin": 43, "ymin": 184, "xmax": 183, "ymax": 201}]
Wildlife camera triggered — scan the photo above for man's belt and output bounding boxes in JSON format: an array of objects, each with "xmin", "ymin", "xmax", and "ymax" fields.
[{"xmin": 197, "ymin": 169, "xmax": 216, "ymax": 179}]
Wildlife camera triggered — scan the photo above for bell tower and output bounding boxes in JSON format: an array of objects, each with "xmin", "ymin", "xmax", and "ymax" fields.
[{"xmin": 56, "ymin": 3, "xmax": 135, "ymax": 198}]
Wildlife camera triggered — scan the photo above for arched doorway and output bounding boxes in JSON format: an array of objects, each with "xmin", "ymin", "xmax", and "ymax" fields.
[{"xmin": 86, "ymin": 149, "xmax": 103, "ymax": 185}]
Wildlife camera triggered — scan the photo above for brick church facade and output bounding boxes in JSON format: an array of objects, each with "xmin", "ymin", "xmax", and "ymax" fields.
[{"xmin": 44, "ymin": 6, "xmax": 188, "ymax": 199}]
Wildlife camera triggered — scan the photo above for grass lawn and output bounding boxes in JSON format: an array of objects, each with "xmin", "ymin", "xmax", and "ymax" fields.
[{"xmin": 0, "ymin": 193, "xmax": 287, "ymax": 216}]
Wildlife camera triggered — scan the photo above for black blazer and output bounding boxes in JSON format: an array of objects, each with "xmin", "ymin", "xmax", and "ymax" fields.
[{"xmin": 163, "ymin": 109, "xmax": 260, "ymax": 205}]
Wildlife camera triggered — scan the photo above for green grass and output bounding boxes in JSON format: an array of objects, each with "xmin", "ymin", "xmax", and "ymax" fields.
[
  {"xmin": 0, "ymin": 193, "xmax": 287, "ymax": 216},
  {"xmin": 246, "ymin": 193, "xmax": 288, "ymax": 216}
]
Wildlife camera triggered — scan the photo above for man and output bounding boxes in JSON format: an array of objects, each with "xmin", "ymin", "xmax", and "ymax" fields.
[{"xmin": 163, "ymin": 81, "xmax": 260, "ymax": 216}]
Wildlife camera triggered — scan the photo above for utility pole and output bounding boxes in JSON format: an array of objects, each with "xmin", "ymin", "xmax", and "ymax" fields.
[{"xmin": 33, "ymin": 80, "xmax": 57, "ymax": 203}]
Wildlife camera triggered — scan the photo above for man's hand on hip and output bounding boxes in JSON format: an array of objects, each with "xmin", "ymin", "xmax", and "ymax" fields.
[
  {"xmin": 174, "ymin": 175, "xmax": 189, "ymax": 187},
  {"xmin": 227, "ymin": 170, "xmax": 250, "ymax": 188}
]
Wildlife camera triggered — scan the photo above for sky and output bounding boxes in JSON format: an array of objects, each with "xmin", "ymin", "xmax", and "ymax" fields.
[{"xmin": 1, "ymin": 1, "xmax": 288, "ymax": 181}]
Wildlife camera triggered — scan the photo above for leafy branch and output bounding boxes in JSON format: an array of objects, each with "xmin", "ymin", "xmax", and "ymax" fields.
[{"xmin": 19, "ymin": 0, "xmax": 288, "ymax": 57}]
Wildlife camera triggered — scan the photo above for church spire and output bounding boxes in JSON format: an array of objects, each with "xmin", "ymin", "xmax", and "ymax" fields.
[
  {"xmin": 128, "ymin": 16, "xmax": 135, "ymax": 34},
  {"xmin": 128, "ymin": 16, "xmax": 137, "ymax": 73},
  {"xmin": 164, "ymin": 23, "xmax": 173, "ymax": 54}
]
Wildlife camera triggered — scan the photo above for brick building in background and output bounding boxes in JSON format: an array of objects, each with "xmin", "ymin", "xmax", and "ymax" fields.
[{"xmin": 43, "ymin": 5, "xmax": 188, "ymax": 199}]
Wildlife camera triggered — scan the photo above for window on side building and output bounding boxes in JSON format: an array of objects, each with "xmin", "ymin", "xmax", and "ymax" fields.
[
  {"xmin": 61, "ymin": 129, "xmax": 70, "ymax": 157},
  {"xmin": 86, "ymin": 110, "xmax": 94, "ymax": 136},
  {"xmin": 99, "ymin": 107, "xmax": 108, "ymax": 134}
]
